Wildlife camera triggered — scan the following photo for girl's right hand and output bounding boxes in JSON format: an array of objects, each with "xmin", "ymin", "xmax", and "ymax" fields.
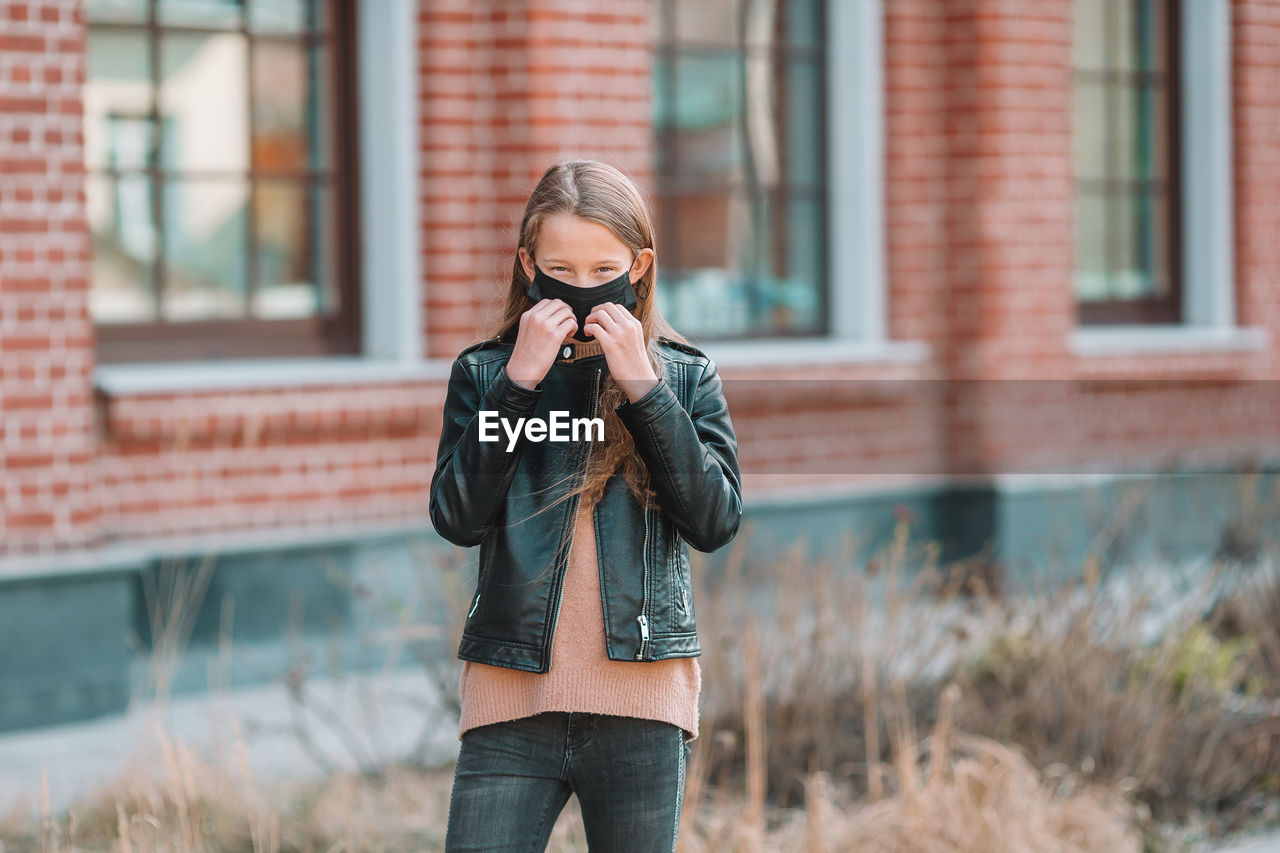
[{"xmin": 505, "ymin": 298, "xmax": 577, "ymax": 390}]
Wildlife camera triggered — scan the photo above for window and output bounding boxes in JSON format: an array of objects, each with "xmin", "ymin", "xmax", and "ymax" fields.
[
  {"xmin": 85, "ymin": 0, "xmax": 361, "ymax": 362},
  {"xmin": 652, "ymin": 0, "xmax": 826, "ymax": 340},
  {"xmin": 1072, "ymin": 0, "xmax": 1181, "ymax": 325}
]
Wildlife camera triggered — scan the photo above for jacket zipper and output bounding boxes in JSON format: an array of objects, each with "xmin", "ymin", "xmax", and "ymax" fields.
[
  {"xmin": 636, "ymin": 497, "xmax": 651, "ymax": 659},
  {"xmin": 467, "ymin": 591, "xmax": 481, "ymax": 619},
  {"xmin": 671, "ymin": 528, "xmax": 688, "ymax": 614},
  {"xmin": 546, "ymin": 366, "xmax": 601, "ymax": 670}
]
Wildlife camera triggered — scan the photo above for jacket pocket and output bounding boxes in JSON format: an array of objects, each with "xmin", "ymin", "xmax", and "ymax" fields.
[
  {"xmin": 669, "ymin": 527, "xmax": 691, "ymax": 630},
  {"xmin": 466, "ymin": 540, "xmax": 493, "ymax": 629}
]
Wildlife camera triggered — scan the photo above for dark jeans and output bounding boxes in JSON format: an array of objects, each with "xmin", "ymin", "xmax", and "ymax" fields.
[{"xmin": 445, "ymin": 711, "xmax": 692, "ymax": 852}]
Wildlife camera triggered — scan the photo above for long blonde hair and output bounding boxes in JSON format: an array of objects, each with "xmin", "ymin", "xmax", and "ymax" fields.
[{"xmin": 482, "ymin": 159, "xmax": 688, "ymax": 513}]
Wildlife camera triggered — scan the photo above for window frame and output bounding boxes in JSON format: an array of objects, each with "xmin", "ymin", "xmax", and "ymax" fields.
[
  {"xmin": 659, "ymin": 0, "xmax": 910, "ymax": 367},
  {"xmin": 88, "ymin": 0, "xmax": 364, "ymax": 363},
  {"xmin": 1070, "ymin": 0, "xmax": 1264, "ymax": 357},
  {"xmin": 93, "ymin": 0, "xmax": 425, "ymax": 393},
  {"xmin": 651, "ymin": 0, "xmax": 832, "ymax": 342},
  {"xmin": 1073, "ymin": 0, "xmax": 1183, "ymax": 326}
]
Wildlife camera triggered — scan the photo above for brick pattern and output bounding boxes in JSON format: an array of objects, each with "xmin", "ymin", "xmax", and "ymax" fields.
[
  {"xmin": 1234, "ymin": 0, "xmax": 1280, "ymax": 371},
  {"xmin": 0, "ymin": 0, "xmax": 1278, "ymax": 562},
  {"xmin": 0, "ymin": 0, "xmax": 99, "ymax": 554},
  {"xmin": 95, "ymin": 383, "xmax": 444, "ymax": 542},
  {"xmin": 418, "ymin": 0, "xmax": 653, "ymax": 360}
]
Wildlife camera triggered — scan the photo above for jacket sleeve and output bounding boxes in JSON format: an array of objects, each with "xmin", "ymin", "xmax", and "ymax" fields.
[
  {"xmin": 615, "ymin": 357, "xmax": 743, "ymax": 552},
  {"xmin": 429, "ymin": 358, "xmax": 542, "ymax": 547}
]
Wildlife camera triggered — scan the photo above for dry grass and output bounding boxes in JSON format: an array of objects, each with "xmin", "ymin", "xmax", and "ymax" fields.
[
  {"xmin": 0, "ymin": 667, "xmax": 1144, "ymax": 853},
  {"xmin": 4, "ymin": 474, "xmax": 1279, "ymax": 851},
  {"xmin": 689, "ymin": 495, "xmax": 1280, "ymax": 841}
]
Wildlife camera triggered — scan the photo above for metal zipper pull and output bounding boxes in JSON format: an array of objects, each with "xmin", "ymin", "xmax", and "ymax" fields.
[{"xmin": 635, "ymin": 613, "xmax": 649, "ymax": 660}]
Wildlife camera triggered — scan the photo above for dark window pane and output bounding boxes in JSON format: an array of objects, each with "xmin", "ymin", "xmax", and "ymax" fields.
[
  {"xmin": 1141, "ymin": 0, "xmax": 1169, "ymax": 73},
  {"xmin": 161, "ymin": 178, "xmax": 249, "ymax": 320},
  {"xmin": 764, "ymin": 195, "xmax": 823, "ymax": 334},
  {"xmin": 658, "ymin": 191, "xmax": 754, "ymax": 336},
  {"xmin": 158, "ymin": 0, "xmax": 243, "ymax": 29},
  {"xmin": 88, "ymin": 172, "xmax": 158, "ymax": 322},
  {"xmin": 311, "ymin": 182, "xmax": 340, "ymax": 313},
  {"xmin": 1143, "ymin": 83, "xmax": 1170, "ymax": 181},
  {"xmin": 1113, "ymin": 83, "xmax": 1137, "ymax": 183},
  {"xmin": 740, "ymin": 0, "xmax": 821, "ymax": 49},
  {"xmin": 781, "ymin": 0, "xmax": 821, "ymax": 47},
  {"xmin": 1110, "ymin": 192, "xmax": 1152, "ymax": 298},
  {"xmin": 673, "ymin": 0, "xmax": 740, "ymax": 46},
  {"xmin": 252, "ymin": 40, "xmax": 329, "ymax": 172},
  {"xmin": 658, "ymin": 191, "xmax": 822, "ymax": 337},
  {"xmin": 86, "ymin": 1, "xmax": 359, "ymax": 359},
  {"xmin": 86, "ymin": 0, "xmax": 146, "ymax": 24},
  {"xmin": 654, "ymin": 56, "xmax": 676, "ymax": 175},
  {"xmin": 252, "ymin": 180, "xmax": 332, "ymax": 318},
  {"xmin": 1145, "ymin": 189, "xmax": 1172, "ymax": 299},
  {"xmin": 743, "ymin": 51, "xmax": 781, "ymax": 185},
  {"xmin": 655, "ymin": 1, "xmax": 826, "ymax": 339},
  {"xmin": 1111, "ymin": 0, "xmax": 1170, "ymax": 72},
  {"xmin": 160, "ymin": 33, "xmax": 250, "ymax": 173},
  {"xmin": 1117, "ymin": 82, "xmax": 1170, "ymax": 185},
  {"xmin": 664, "ymin": 51, "xmax": 744, "ymax": 185},
  {"xmin": 662, "ymin": 191, "xmax": 750, "ymax": 272},
  {"xmin": 1072, "ymin": 81, "xmax": 1108, "ymax": 181},
  {"xmin": 249, "ymin": 0, "xmax": 318, "ymax": 33},
  {"xmin": 1074, "ymin": 192, "xmax": 1108, "ymax": 301},
  {"xmin": 781, "ymin": 59, "xmax": 821, "ymax": 185},
  {"xmin": 86, "ymin": 32, "xmax": 153, "ymax": 172},
  {"xmin": 1073, "ymin": 0, "xmax": 1177, "ymax": 316},
  {"xmin": 1108, "ymin": 191, "xmax": 1169, "ymax": 302}
]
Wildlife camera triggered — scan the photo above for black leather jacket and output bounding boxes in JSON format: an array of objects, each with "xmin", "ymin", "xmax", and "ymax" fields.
[{"xmin": 429, "ymin": 334, "xmax": 742, "ymax": 672}]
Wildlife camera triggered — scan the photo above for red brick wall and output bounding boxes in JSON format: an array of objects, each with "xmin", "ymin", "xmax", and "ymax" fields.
[
  {"xmin": 1, "ymin": 0, "xmax": 99, "ymax": 554},
  {"xmin": 1235, "ymin": 0, "xmax": 1280, "ymax": 363},
  {"xmin": 94, "ymin": 382, "xmax": 443, "ymax": 542},
  {"xmin": 2, "ymin": 0, "xmax": 1278, "ymax": 560},
  {"xmin": 418, "ymin": 0, "xmax": 654, "ymax": 360}
]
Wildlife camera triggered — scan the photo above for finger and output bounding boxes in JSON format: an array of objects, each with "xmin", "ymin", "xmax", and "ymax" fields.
[
  {"xmin": 582, "ymin": 321, "xmax": 609, "ymax": 340},
  {"xmin": 591, "ymin": 312, "xmax": 620, "ymax": 336},
  {"xmin": 523, "ymin": 299, "xmax": 552, "ymax": 322},
  {"xmin": 587, "ymin": 303, "xmax": 621, "ymax": 324},
  {"xmin": 597, "ymin": 301, "xmax": 637, "ymax": 327},
  {"xmin": 594, "ymin": 308, "xmax": 631, "ymax": 337},
  {"xmin": 533, "ymin": 302, "xmax": 574, "ymax": 327},
  {"xmin": 530, "ymin": 297, "xmax": 568, "ymax": 317}
]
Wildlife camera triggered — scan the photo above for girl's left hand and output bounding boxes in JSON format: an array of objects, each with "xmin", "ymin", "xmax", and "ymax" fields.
[{"xmin": 583, "ymin": 302, "xmax": 659, "ymax": 402}]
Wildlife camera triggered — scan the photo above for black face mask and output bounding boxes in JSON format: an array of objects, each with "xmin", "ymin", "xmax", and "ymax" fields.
[{"xmin": 526, "ymin": 263, "xmax": 638, "ymax": 342}]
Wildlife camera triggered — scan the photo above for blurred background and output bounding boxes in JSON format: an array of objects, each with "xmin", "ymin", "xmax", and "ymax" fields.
[{"xmin": 1, "ymin": 0, "xmax": 1279, "ymax": 850}]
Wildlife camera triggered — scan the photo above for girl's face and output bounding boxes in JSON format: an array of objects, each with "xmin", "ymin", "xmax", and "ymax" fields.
[{"xmin": 519, "ymin": 214, "xmax": 654, "ymax": 288}]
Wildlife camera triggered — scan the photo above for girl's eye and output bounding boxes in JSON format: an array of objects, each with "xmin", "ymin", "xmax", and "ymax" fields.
[{"xmin": 596, "ymin": 267, "xmax": 613, "ymax": 274}]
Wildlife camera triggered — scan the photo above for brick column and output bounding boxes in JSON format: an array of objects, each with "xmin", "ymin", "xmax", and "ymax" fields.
[
  {"xmin": 939, "ymin": 0, "xmax": 1076, "ymax": 480},
  {"xmin": 0, "ymin": 0, "xmax": 99, "ymax": 556},
  {"xmin": 418, "ymin": 0, "xmax": 653, "ymax": 360},
  {"xmin": 1234, "ymin": 0, "xmax": 1280, "ymax": 373}
]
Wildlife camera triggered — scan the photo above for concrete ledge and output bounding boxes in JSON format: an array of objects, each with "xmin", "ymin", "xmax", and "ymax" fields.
[
  {"xmin": 93, "ymin": 357, "xmax": 453, "ymax": 396},
  {"xmin": 702, "ymin": 338, "xmax": 931, "ymax": 368},
  {"xmin": 1069, "ymin": 325, "xmax": 1269, "ymax": 357}
]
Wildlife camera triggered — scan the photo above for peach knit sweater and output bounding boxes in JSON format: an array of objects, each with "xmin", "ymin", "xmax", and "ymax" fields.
[{"xmin": 457, "ymin": 490, "xmax": 702, "ymax": 745}]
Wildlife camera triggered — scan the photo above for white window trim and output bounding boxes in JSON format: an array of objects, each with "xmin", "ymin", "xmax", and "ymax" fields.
[
  {"xmin": 704, "ymin": 0, "xmax": 923, "ymax": 369},
  {"xmin": 94, "ymin": 0, "xmax": 426, "ymax": 395},
  {"xmin": 1072, "ymin": 0, "xmax": 1268, "ymax": 358}
]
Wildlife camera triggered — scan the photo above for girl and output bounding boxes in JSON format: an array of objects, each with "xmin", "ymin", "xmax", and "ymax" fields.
[{"xmin": 430, "ymin": 159, "xmax": 742, "ymax": 852}]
